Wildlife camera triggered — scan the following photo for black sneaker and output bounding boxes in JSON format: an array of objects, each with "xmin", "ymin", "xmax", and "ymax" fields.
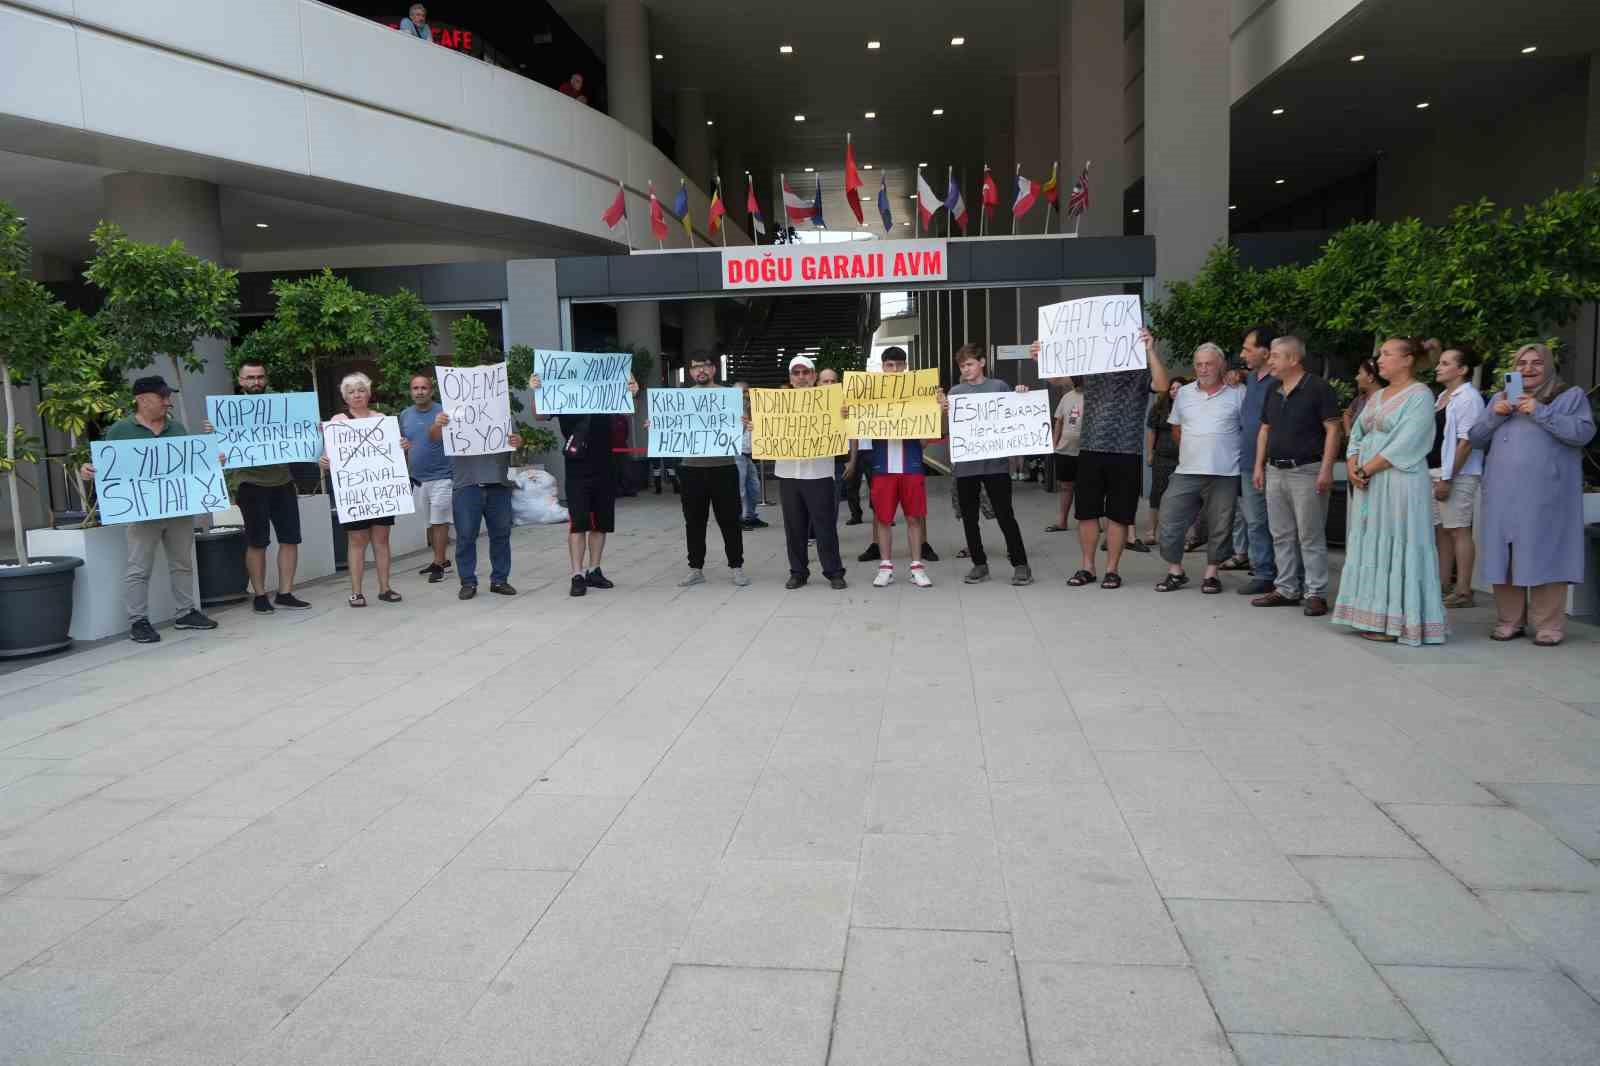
[
  {"xmin": 458, "ymin": 585, "xmax": 477, "ymax": 600},
  {"xmin": 921, "ymin": 544, "xmax": 940, "ymax": 562},
  {"xmin": 785, "ymin": 575, "xmax": 808, "ymax": 590},
  {"xmin": 427, "ymin": 565, "xmax": 445, "ymax": 584},
  {"xmin": 490, "ymin": 582, "xmax": 517, "ymax": 596},
  {"xmin": 845, "ymin": 516, "xmax": 864, "ymax": 526},
  {"xmin": 421, "ymin": 559, "xmax": 452, "ymax": 575},
  {"xmin": 129, "ymin": 618, "xmax": 160, "ymax": 643},
  {"xmin": 828, "ymin": 575, "xmax": 848, "ymax": 590},
  {"xmin": 858, "ymin": 543, "xmax": 881, "ymax": 562},
  {"xmin": 253, "ymin": 594, "xmax": 274, "ymax": 614},
  {"xmin": 274, "ymin": 592, "xmax": 311, "ymax": 610},
  {"xmin": 173, "ymin": 609, "xmax": 217, "ymax": 630},
  {"xmin": 747, "ymin": 517, "xmax": 769, "ymax": 528},
  {"xmin": 569, "ymin": 575, "xmax": 587, "ymax": 597},
  {"xmin": 585, "ymin": 568, "xmax": 614, "ymax": 589}
]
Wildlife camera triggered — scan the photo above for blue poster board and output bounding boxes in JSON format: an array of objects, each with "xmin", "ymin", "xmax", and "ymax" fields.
[
  {"xmin": 206, "ymin": 391, "xmax": 321, "ymax": 467},
  {"xmin": 648, "ymin": 387, "xmax": 743, "ymax": 457},
  {"xmin": 533, "ymin": 350, "xmax": 634, "ymax": 414},
  {"xmin": 91, "ymin": 436, "xmax": 231, "ymax": 525}
]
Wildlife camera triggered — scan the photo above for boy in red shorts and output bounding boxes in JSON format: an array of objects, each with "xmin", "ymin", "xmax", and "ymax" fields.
[{"xmin": 866, "ymin": 347, "xmax": 938, "ymax": 588}]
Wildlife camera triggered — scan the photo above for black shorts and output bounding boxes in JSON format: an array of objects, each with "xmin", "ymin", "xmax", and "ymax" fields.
[
  {"xmin": 1149, "ymin": 462, "xmax": 1177, "ymax": 509},
  {"xmin": 1054, "ymin": 453, "xmax": 1078, "ymax": 484},
  {"xmin": 567, "ymin": 464, "xmax": 616, "ymax": 533},
  {"xmin": 236, "ymin": 481, "xmax": 302, "ymax": 548},
  {"xmin": 1074, "ymin": 450, "xmax": 1142, "ymax": 526}
]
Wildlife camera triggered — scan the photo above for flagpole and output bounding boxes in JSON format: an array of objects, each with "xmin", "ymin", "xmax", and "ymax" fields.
[
  {"xmin": 682, "ymin": 179, "xmax": 695, "ymax": 249},
  {"xmin": 1044, "ymin": 160, "xmax": 1056, "ymax": 234},
  {"xmin": 962, "ymin": 165, "xmax": 970, "ymax": 346},
  {"xmin": 620, "ymin": 181, "xmax": 632, "ymax": 253},
  {"xmin": 914, "ymin": 165, "xmax": 921, "ymax": 241},
  {"xmin": 978, "ymin": 165, "xmax": 987, "ymax": 238},
  {"xmin": 1011, "ymin": 164, "xmax": 1020, "ymax": 236},
  {"xmin": 717, "ymin": 175, "xmax": 727, "ymax": 247}
]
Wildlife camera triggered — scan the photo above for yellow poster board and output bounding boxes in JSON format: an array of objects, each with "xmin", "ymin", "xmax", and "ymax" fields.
[
  {"xmin": 751, "ymin": 383, "xmax": 848, "ymax": 460},
  {"xmin": 843, "ymin": 369, "xmax": 942, "ymax": 439}
]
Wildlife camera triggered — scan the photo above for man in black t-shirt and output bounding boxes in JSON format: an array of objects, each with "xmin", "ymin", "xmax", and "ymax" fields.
[{"xmin": 529, "ymin": 370, "xmax": 640, "ymax": 597}]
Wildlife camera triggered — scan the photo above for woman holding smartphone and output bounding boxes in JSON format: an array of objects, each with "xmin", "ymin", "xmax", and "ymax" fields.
[{"xmin": 1469, "ymin": 344, "xmax": 1596, "ymax": 645}]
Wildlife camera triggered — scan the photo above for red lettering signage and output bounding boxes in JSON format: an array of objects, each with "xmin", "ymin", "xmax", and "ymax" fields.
[{"xmin": 720, "ymin": 240, "xmax": 948, "ymax": 291}]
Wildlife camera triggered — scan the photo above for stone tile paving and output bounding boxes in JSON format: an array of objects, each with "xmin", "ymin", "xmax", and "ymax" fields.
[{"xmin": 1, "ymin": 489, "xmax": 1598, "ymax": 1065}]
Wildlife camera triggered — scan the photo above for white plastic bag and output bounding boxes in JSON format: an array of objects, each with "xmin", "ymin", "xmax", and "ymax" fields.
[{"xmin": 510, "ymin": 467, "xmax": 569, "ymax": 525}]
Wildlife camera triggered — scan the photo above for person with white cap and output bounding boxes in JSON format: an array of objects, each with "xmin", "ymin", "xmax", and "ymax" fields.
[{"xmin": 773, "ymin": 356, "xmax": 848, "ymax": 590}]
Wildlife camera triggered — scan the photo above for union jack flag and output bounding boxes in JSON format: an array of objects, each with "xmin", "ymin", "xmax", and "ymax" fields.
[{"xmin": 1067, "ymin": 163, "xmax": 1091, "ymax": 218}]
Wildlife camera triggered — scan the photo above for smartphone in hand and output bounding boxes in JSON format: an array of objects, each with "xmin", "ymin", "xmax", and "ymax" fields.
[{"xmin": 1505, "ymin": 372, "xmax": 1524, "ymax": 404}]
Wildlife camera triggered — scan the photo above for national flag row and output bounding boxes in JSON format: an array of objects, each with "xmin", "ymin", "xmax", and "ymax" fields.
[{"xmin": 600, "ymin": 146, "xmax": 1092, "ymax": 244}]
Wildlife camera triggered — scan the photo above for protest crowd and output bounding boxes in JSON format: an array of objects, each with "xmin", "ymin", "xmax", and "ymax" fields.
[{"xmin": 79, "ymin": 313, "xmax": 1594, "ymax": 651}]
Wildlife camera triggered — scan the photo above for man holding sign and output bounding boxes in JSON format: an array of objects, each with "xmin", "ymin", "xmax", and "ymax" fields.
[
  {"xmin": 849, "ymin": 347, "xmax": 942, "ymax": 588},
  {"xmin": 649, "ymin": 352, "xmax": 748, "ymax": 588},
  {"xmin": 1033, "ymin": 311, "xmax": 1169, "ymax": 590},
  {"xmin": 941, "ymin": 344, "xmax": 1036, "ymax": 586},
  {"xmin": 428, "ymin": 368, "xmax": 524, "ymax": 601},
  {"xmin": 79, "ymin": 376, "xmax": 220, "ymax": 643},
  {"xmin": 758, "ymin": 356, "xmax": 848, "ymax": 590}
]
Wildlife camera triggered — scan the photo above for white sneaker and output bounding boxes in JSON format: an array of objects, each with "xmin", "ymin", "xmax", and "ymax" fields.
[
  {"xmin": 731, "ymin": 568, "xmax": 751, "ymax": 587},
  {"xmin": 873, "ymin": 563, "xmax": 896, "ymax": 588},
  {"xmin": 910, "ymin": 563, "xmax": 933, "ymax": 588},
  {"xmin": 678, "ymin": 569, "xmax": 705, "ymax": 587}
]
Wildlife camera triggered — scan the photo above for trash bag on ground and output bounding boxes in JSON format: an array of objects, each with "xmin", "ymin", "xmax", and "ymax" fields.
[{"xmin": 510, "ymin": 467, "xmax": 569, "ymax": 525}]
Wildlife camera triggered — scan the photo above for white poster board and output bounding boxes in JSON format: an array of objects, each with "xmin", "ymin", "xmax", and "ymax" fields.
[
  {"xmin": 435, "ymin": 361, "xmax": 513, "ymax": 456},
  {"xmin": 1037, "ymin": 295, "xmax": 1148, "ymax": 378},
  {"xmin": 948, "ymin": 392, "xmax": 1054, "ymax": 463},
  {"xmin": 324, "ymin": 415, "xmax": 416, "ymax": 525}
]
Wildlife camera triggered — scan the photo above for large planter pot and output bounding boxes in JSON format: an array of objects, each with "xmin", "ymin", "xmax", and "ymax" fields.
[
  {"xmin": 195, "ymin": 525, "xmax": 249, "ymax": 607},
  {"xmin": 27, "ymin": 526, "xmax": 201, "ymax": 641},
  {"xmin": 1324, "ymin": 482, "xmax": 1349, "ymax": 549},
  {"xmin": 0, "ymin": 556, "xmax": 83, "ymax": 658}
]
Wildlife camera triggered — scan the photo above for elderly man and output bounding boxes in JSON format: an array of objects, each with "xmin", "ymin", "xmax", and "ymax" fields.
[
  {"xmin": 1251, "ymin": 334, "xmax": 1342, "ymax": 615},
  {"xmin": 1153, "ymin": 344, "xmax": 1244, "ymax": 594},
  {"xmin": 399, "ymin": 3, "xmax": 431, "ymax": 41},
  {"xmin": 1233, "ymin": 325, "xmax": 1278, "ymax": 595}
]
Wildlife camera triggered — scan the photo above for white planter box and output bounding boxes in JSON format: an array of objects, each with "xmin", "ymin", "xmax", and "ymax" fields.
[{"xmin": 27, "ymin": 525, "xmax": 201, "ymax": 641}]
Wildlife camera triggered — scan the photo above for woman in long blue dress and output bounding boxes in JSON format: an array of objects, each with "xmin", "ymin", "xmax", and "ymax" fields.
[
  {"xmin": 1332, "ymin": 337, "xmax": 1446, "ymax": 645},
  {"xmin": 1469, "ymin": 343, "xmax": 1597, "ymax": 646}
]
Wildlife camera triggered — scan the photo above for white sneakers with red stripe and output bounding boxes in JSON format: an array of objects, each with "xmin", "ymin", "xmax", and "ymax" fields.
[
  {"xmin": 873, "ymin": 563, "xmax": 895, "ymax": 588},
  {"xmin": 909, "ymin": 563, "xmax": 933, "ymax": 588}
]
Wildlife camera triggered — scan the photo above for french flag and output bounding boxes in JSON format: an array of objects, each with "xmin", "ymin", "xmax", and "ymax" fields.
[
  {"xmin": 915, "ymin": 170, "xmax": 942, "ymax": 228},
  {"xmin": 945, "ymin": 175, "xmax": 968, "ymax": 234},
  {"xmin": 782, "ymin": 178, "xmax": 814, "ymax": 223},
  {"xmin": 1013, "ymin": 172, "xmax": 1041, "ymax": 219}
]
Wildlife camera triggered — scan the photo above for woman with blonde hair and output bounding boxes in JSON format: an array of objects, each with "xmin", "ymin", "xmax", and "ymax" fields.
[
  {"xmin": 1332, "ymin": 337, "xmax": 1446, "ymax": 645},
  {"xmin": 1469, "ymin": 343, "xmax": 1596, "ymax": 645},
  {"xmin": 322, "ymin": 371, "xmax": 407, "ymax": 607}
]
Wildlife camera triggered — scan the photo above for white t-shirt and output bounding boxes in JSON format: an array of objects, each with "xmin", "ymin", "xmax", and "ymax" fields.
[
  {"xmin": 775, "ymin": 457, "xmax": 835, "ymax": 480},
  {"xmin": 1168, "ymin": 382, "xmax": 1244, "ymax": 476},
  {"xmin": 1054, "ymin": 391, "xmax": 1084, "ymax": 456}
]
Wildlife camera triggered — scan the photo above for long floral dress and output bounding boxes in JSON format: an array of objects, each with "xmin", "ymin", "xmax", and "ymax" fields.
[{"xmin": 1332, "ymin": 381, "xmax": 1446, "ymax": 646}]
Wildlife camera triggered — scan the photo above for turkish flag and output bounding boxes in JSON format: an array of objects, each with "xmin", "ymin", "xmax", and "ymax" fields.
[
  {"xmin": 649, "ymin": 185, "xmax": 669, "ymax": 241},
  {"xmin": 601, "ymin": 185, "xmax": 626, "ymax": 228},
  {"xmin": 844, "ymin": 141, "xmax": 864, "ymax": 225}
]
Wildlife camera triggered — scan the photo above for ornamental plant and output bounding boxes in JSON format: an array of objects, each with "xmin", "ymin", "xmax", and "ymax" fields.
[{"xmin": 0, "ymin": 203, "xmax": 62, "ymax": 563}]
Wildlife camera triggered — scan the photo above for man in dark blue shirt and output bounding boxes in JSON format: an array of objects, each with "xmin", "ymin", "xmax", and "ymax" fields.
[{"xmin": 1235, "ymin": 325, "xmax": 1278, "ymax": 596}]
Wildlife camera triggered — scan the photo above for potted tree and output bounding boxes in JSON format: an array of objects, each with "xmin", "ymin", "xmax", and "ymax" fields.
[
  {"xmin": 0, "ymin": 202, "xmax": 84, "ymax": 658},
  {"xmin": 83, "ymin": 222, "xmax": 245, "ymax": 605}
]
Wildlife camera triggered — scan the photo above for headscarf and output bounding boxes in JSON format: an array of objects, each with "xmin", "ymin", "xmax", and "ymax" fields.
[{"xmin": 1511, "ymin": 343, "xmax": 1568, "ymax": 405}]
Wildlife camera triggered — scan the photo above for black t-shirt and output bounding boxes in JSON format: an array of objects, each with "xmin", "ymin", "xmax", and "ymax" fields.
[
  {"xmin": 558, "ymin": 414, "xmax": 615, "ymax": 469},
  {"xmin": 1261, "ymin": 373, "xmax": 1340, "ymax": 463},
  {"xmin": 1427, "ymin": 406, "xmax": 1447, "ymax": 468},
  {"xmin": 1147, "ymin": 403, "xmax": 1180, "ymax": 463}
]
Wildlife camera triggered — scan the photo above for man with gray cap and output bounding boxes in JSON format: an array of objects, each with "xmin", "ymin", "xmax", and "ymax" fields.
[
  {"xmin": 79, "ymin": 375, "xmax": 219, "ymax": 643},
  {"xmin": 773, "ymin": 355, "xmax": 847, "ymax": 590}
]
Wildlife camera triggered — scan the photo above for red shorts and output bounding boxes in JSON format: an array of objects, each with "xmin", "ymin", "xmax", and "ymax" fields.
[{"xmin": 871, "ymin": 473, "xmax": 928, "ymax": 520}]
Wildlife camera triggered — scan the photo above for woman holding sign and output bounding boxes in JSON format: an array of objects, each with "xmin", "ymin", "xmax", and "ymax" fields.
[{"xmin": 322, "ymin": 372, "xmax": 408, "ymax": 608}]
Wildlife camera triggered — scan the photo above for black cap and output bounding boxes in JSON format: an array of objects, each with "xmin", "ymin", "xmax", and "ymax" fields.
[
  {"xmin": 881, "ymin": 346, "xmax": 909, "ymax": 363},
  {"xmin": 132, "ymin": 375, "xmax": 172, "ymax": 397}
]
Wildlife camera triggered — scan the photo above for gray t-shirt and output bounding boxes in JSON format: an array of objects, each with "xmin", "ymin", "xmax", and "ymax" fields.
[
  {"xmin": 1078, "ymin": 368, "xmax": 1153, "ymax": 455},
  {"xmin": 451, "ymin": 451, "xmax": 514, "ymax": 488},
  {"xmin": 947, "ymin": 378, "xmax": 1015, "ymax": 477}
]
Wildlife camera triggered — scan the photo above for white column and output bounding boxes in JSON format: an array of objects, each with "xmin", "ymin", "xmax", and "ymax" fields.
[
  {"xmin": 1059, "ymin": 0, "xmax": 1126, "ymax": 237},
  {"xmin": 604, "ymin": 0, "xmax": 652, "ymax": 139},
  {"xmin": 1144, "ymin": 0, "xmax": 1230, "ymax": 294},
  {"xmin": 101, "ymin": 173, "xmax": 231, "ymax": 422}
]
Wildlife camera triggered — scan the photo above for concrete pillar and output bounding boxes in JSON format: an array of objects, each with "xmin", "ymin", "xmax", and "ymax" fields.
[
  {"xmin": 1574, "ymin": 53, "xmax": 1600, "ymax": 389},
  {"xmin": 674, "ymin": 88, "xmax": 711, "ymax": 192},
  {"xmin": 682, "ymin": 302, "xmax": 717, "ymax": 360},
  {"xmin": 101, "ymin": 173, "xmax": 231, "ymax": 424},
  {"xmin": 1059, "ymin": 0, "xmax": 1126, "ymax": 237},
  {"xmin": 1144, "ymin": 0, "xmax": 1230, "ymax": 294},
  {"xmin": 1011, "ymin": 71, "xmax": 1059, "ymax": 194},
  {"xmin": 604, "ymin": 0, "xmax": 651, "ymax": 139}
]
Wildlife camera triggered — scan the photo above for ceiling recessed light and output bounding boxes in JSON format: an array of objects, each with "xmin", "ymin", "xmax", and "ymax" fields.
[
  {"xmin": 918, "ymin": 162, "xmax": 928, "ymax": 167},
  {"xmin": 705, "ymin": 119, "xmax": 714, "ymax": 126},
  {"xmin": 804, "ymin": 167, "xmax": 814, "ymax": 173},
  {"xmin": 1229, "ymin": 204, "xmax": 1238, "ymax": 211},
  {"xmin": 779, "ymin": 44, "xmax": 793, "ymax": 54},
  {"xmin": 864, "ymin": 111, "xmax": 876, "ymax": 119},
  {"xmin": 793, "ymin": 114, "xmax": 805, "ymax": 122},
  {"xmin": 950, "ymin": 36, "xmax": 965, "ymax": 46},
  {"xmin": 1521, "ymin": 45, "xmax": 1538, "ymax": 54},
  {"xmin": 1349, "ymin": 53, "xmax": 1365, "ymax": 62},
  {"xmin": 1130, "ymin": 208, "xmax": 1141, "ymax": 215},
  {"xmin": 1271, "ymin": 107, "xmax": 1285, "ymax": 115},
  {"xmin": 1416, "ymin": 101, "xmax": 1430, "ymax": 109},
  {"xmin": 654, "ymin": 53, "xmax": 663, "ymax": 60},
  {"xmin": 254, "ymin": 222, "xmax": 270, "ymax": 228},
  {"xmin": 931, "ymin": 108, "xmax": 944, "ymax": 116},
  {"xmin": 1274, "ymin": 178, "xmax": 1286, "ymax": 184},
  {"xmin": 867, "ymin": 40, "xmax": 880, "ymax": 50},
  {"xmin": 863, "ymin": 164, "xmax": 873, "ymax": 170}
]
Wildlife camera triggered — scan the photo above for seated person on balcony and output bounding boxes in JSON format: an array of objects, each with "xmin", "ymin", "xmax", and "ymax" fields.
[{"xmin": 399, "ymin": 4, "xmax": 432, "ymax": 43}]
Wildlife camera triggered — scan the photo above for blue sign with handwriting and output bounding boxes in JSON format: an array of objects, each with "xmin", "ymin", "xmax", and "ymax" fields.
[{"xmin": 91, "ymin": 436, "xmax": 231, "ymax": 525}]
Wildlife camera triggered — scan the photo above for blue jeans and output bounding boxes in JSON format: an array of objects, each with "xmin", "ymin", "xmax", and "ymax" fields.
[
  {"xmin": 1237, "ymin": 475, "xmax": 1276, "ymax": 582},
  {"xmin": 453, "ymin": 483, "xmax": 512, "ymax": 586},
  {"xmin": 736, "ymin": 453, "xmax": 762, "ymax": 520}
]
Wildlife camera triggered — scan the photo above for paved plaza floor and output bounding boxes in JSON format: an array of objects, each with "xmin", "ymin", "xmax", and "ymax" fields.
[{"xmin": 2, "ymin": 485, "xmax": 1599, "ymax": 1065}]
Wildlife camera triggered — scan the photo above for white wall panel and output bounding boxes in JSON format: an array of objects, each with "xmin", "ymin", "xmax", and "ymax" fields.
[
  {"xmin": 73, "ymin": 0, "xmax": 304, "ymax": 82},
  {"xmin": 0, "ymin": 5, "xmax": 83, "ymax": 127},
  {"xmin": 77, "ymin": 29, "xmax": 310, "ymax": 175},
  {"xmin": 299, "ymin": 0, "xmax": 465, "ymax": 133}
]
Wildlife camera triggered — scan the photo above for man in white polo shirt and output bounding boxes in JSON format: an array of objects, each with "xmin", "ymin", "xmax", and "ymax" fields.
[
  {"xmin": 775, "ymin": 356, "xmax": 848, "ymax": 590},
  {"xmin": 1152, "ymin": 342, "xmax": 1244, "ymax": 595}
]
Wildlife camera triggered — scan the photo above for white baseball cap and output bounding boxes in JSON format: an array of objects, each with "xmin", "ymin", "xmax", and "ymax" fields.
[{"xmin": 788, "ymin": 356, "xmax": 816, "ymax": 371}]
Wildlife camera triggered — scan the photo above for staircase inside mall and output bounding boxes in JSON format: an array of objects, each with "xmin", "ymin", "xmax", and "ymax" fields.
[{"xmin": 728, "ymin": 293, "xmax": 877, "ymax": 385}]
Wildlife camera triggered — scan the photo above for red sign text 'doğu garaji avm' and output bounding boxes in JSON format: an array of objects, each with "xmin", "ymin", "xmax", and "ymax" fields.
[{"xmin": 720, "ymin": 240, "xmax": 948, "ymax": 291}]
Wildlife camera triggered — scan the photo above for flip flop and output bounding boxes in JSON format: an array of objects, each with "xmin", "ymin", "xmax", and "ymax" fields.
[
  {"xmin": 1201, "ymin": 577, "xmax": 1223, "ymax": 595},
  {"xmin": 1154, "ymin": 573, "xmax": 1189, "ymax": 592},
  {"xmin": 1101, "ymin": 572, "xmax": 1123, "ymax": 590},
  {"xmin": 348, "ymin": 594, "xmax": 366, "ymax": 608},
  {"xmin": 1067, "ymin": 569, "xmax": 1097, "ymax": 587}
]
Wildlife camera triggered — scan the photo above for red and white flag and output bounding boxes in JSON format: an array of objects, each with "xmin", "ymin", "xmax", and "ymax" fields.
[
  {"xmin": 844, "ymin": 140, "xmax": 865, "ymax": 225},
  {"xmin": 648, "ymin": 183, "xmax": 669, "ymax": 241},
  {"xmin": 746, "ymin": 176, "xmax": 766, "ymax": 237},
  {"xmin": 980, "ymin": 167, "xmax": 1000, "ymax": 222},
  {"xmin": 915, "ymin": 169, "xmax": 942, "ymax": 228},
  {"xmin": 1013, "ymin": 173, "xmax": 1041, "ymax": 219},
  {"xmin": 782, "ymin": 178, "xmax": 814, "ymax": 223}
]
